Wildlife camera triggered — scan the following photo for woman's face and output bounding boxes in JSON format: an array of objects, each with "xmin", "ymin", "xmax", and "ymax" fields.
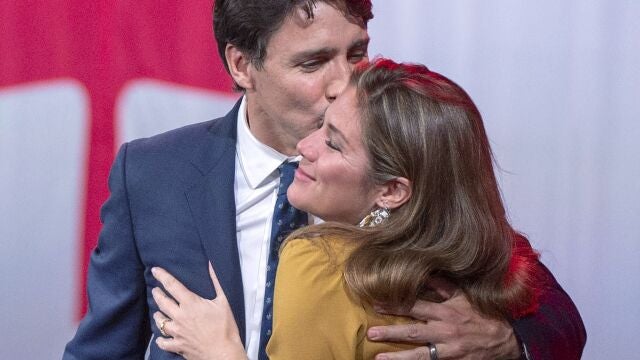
[{"xmin": 288, "ymin": 86, "xmax": 383, "ymax": 224}]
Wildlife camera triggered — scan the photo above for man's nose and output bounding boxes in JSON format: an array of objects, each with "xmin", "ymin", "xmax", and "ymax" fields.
[{"xmin": 325, "ymin": 59, "xmax": 351, "ymax": 102}]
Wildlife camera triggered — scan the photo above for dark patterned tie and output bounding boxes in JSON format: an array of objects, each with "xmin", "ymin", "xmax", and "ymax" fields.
[{"xmin": 258, "ymin": 161, "xmax": 308, "ymax": 360}]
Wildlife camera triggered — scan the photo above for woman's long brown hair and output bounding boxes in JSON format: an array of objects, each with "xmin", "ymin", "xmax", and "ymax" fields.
[{"xmin": 288, "ymin": 58, "xmax": 540, "ymax": 318}]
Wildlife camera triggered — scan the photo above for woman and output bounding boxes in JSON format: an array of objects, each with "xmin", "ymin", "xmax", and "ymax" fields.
[{"xmin": 150, "ymin": 58, "xmax": 540, "ymax": 359}]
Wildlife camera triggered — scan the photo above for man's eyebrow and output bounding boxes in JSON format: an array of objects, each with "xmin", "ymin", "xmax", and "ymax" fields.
[
  {"xmin": 290, "ymin": 36, "xmax": 370, "ymax": 64},
  {"xmin": 350, "ymin": 37, "xmax": 370, "ymax": 51},
  {"xmin": 290, "ymin": 48, "xmax": 336, "ymax": 63}
]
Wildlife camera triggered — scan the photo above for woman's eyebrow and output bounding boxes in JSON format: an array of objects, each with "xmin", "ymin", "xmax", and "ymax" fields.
[{"xmin": 328, "ymin": 123, "xmax": 349, "ymax": 145}]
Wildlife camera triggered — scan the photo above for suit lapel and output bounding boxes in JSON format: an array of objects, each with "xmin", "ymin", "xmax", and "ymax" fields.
[{"xmin": 184, "ymin": 100, "xmax": 247, "ymax": 344}]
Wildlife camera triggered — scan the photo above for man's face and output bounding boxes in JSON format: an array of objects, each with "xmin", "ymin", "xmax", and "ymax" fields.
[{"xmin": 244, "ymin": 2, "xmax": 369, "ymax": 155}]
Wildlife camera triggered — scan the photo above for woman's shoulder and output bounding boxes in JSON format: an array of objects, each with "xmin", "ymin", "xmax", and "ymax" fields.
[
  {"xmin": 275, "ymin": 237, "xmax": 359, "ymax": 314},
  {"xmin": 281, "ymin": 236, "xmax": 355, "ymax": 265}
]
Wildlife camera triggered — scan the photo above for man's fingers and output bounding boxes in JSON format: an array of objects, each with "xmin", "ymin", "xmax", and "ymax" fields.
[
  {"xmin": 406, "ymin": 300, "xmax": 449, "ymax": 322},
  {"xmin": 151, "ymin": 267, "xmax": 195, "ymax": 304},
  {"xmin": 427, "ymin": 277, "xmax": 459, "ymax": 300},
  {"xmin": 407, "ymin": 293, "xmax": 474, "ymax": 323},
  {"xmin": 369, "ymin": 320, "xmax": 452, "ymax": 343},
  {"xmin": 368, "ymin": 322, "xmax": 430, "ymax": 343},
  {"xmin": 374, "ymin": 299, "xmax": 452, "ymax": 323},
  {"xmin": 376, "ymin": 300, "xmax": 446, "ymax": 322},
  {"xmin": 374, "ymin": 346, "xmax": 433, "ymax": 360},
  {"xmin": 152, "ymin": 286, "xmax": 179, "ymax": 319}
]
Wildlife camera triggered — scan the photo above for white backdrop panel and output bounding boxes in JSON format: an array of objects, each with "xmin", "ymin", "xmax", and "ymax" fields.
[
  {"xmin": 368, "ymin": 1, "xmax": 640, "ymax": 359},
  {"xmin": 0, "ymin": 80, "xmax": 88, "ymax": 359},
  {"xmin": 116, "ymin": 79, "xmax": 240, "ymax": 146}
]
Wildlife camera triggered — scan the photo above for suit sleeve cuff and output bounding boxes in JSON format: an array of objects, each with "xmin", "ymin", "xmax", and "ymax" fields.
[{"xmin": 511, "ymin": 323, "xmax": 533, "ymax": 360}]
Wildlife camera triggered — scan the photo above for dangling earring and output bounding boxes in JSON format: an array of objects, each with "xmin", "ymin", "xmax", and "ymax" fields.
[{"xmin": 358, "ymin": 203, "xmax": 390, "ymax": 227}]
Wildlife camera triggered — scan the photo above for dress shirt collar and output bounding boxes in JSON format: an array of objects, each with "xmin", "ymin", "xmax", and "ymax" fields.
[{"xmin": 236, "ymin": 96, "xmax": 299, "ymax": 189}]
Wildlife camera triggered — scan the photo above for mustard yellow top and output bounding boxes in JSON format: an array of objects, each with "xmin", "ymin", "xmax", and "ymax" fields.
[{"xmin": 266, "ymin": 237, "xmax": 417, "ymax": 359}]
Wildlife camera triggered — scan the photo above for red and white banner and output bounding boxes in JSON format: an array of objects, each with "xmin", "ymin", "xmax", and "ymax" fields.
[{"xmin": 1, "ymin": 2, "xmax": 237, "ymax": 357}]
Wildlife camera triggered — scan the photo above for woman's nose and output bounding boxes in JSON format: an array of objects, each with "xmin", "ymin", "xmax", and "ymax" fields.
[{"xmin": 297, "ymin": 129, "xmax": 320, "ymax": 161}]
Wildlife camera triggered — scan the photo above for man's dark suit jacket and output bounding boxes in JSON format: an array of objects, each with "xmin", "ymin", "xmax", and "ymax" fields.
[{"xmin": 63, "ymin": 100, "xmax": 586, "ymax": 359}]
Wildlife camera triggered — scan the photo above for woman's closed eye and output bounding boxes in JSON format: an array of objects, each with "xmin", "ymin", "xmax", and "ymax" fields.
[{"xmin": 325, "ymin": 138, "xmax": 341, "ymax": 151}]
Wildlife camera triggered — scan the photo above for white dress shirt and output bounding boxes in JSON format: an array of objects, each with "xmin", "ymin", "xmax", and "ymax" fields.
[{"xmin": 234, "ymin": 96, "xmax": 299, "ymax": 360}]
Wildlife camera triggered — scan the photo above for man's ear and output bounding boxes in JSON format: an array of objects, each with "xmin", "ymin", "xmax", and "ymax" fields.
[
  {"xmin": 225, "ymin": 44, "xmax": 254, "ymax": 90},
  {"xmin": 375, "ymin": 177, "xmax": 412, "ymax": 210}
]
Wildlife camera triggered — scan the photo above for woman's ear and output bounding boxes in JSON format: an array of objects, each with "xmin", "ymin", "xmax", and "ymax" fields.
[
  {"xmin": 225, "ymin": 44, "xmax": 254, "ymax": 90},
  {"xmin": 375, "ymin": 177, "xmax": 412, "ymax": 210}
]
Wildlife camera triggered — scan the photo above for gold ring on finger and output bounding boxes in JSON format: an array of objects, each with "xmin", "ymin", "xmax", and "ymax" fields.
[{"xmin": 159, "ymin": 318, "xmax": 171, "ymax": 337}]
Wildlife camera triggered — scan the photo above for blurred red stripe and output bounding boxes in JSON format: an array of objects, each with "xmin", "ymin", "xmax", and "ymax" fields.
[{"xmin": 0, "ymin": 0, "xmax": 232, "ymax": 319}]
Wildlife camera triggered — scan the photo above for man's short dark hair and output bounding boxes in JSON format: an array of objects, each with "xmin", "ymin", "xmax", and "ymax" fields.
[{"xmin": 213, "ymin": 0, "xmax": 373, "ymax": 86}]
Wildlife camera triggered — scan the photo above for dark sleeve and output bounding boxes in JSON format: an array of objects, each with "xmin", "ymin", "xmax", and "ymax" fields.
[
  {"xmin": 63, "ymin": 143, "xmax": 151, "ymax": 360},
  {"xmin": 510, "ymin": 250, "xmax": 587, "ymax": 359}
]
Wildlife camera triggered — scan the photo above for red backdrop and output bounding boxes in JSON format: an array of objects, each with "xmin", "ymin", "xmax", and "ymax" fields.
[{"xmin": 0, "ymin": 0, "xmax": 233, "ymax": 318}]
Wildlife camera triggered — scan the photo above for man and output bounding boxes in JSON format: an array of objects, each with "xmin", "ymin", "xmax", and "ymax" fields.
[{"xmin": 64, "ymin": 1, "xmax": 586, "ymax": 359}]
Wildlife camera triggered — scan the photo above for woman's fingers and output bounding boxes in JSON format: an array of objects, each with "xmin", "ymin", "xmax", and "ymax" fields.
[
  {"xmin": 151, "ymin": 267, "xmax": 196, "ymax": 304},
  {"xmin": 209, "ymin": 262, "xmax": 228, "ymax": 302},
  {"xmin": 153, "ymin": 311, "xmax": 174, "ymax": 338},
  {"xmin": 156, "ymin": 335, "xmax": 182, "ymax": 354},
  {"xmin": 152, "ymin": 286, "xmax": 180, "ymax": 319}
]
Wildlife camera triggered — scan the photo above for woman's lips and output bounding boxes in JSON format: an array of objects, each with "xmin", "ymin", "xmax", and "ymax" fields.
[{"xmin": 295, "ymin": 167, "xmax": 315, "ymax": 182}]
